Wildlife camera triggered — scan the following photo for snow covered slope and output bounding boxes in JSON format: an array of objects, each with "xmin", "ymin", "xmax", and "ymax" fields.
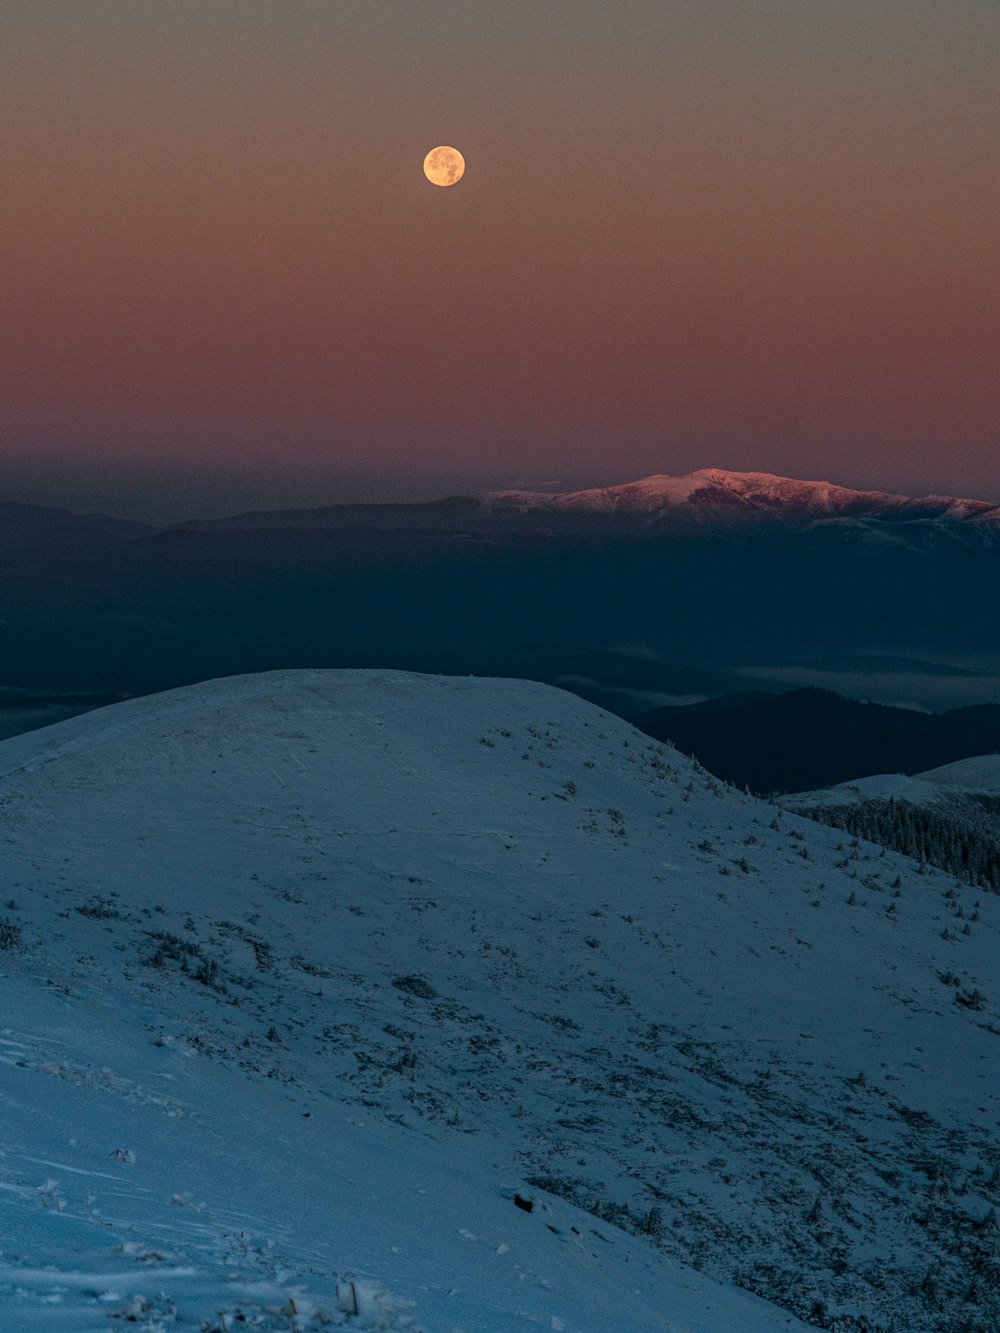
[
  {"xmin": 782, "ymin": 755, "xmax": 1000, "ymax": 896},
  {"xmin": 783, "ymin": 773, "xmax": 968, "ymax": 812},
  {"xmin": 918, "ymin": 755, "xmax": 1000, "ymax": 791},
  {"xmin": 1, "ymin": 671, "xmax": 998, "ymax": 1331},
  {"xmin": 785, "ymin": 754, "xmax": 1000, "ymax": 810}
]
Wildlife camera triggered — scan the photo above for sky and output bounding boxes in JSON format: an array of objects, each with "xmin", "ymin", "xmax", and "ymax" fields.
[{"xmin": 2, "ymin": 0, "xmax": 998, "ymax": 520}]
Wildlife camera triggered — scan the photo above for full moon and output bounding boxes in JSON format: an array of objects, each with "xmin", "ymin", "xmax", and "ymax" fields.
[{"xmin": 423, "ymin": 145, "xmax": 465, "ymax": 188}]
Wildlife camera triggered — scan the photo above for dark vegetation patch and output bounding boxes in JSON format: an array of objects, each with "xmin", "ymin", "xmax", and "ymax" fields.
[
  {"xmin": 795, "ymin": 798, "xmax": 1000, "ymax": 893},
  {"xmin": 141, "ymin": 931, "xmax": 227, "ymax": 993},
  {"xmin": 0, "ymin": 917, "xmax": 23, "ymax": 951},
  {"xmin": 391, "ymin": 974, "xmax": 438, "ymax": 999}
]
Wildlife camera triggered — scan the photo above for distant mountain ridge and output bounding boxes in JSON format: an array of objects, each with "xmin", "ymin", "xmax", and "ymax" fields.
[
  {"xmin": 0, "ymin": 501, "xmax": 152, "ymax": 549},
  {"xmin": 632, "ymin": 688, "xmax": 1000, "ymax": 794},
  {"xmin": 482, "ymin": 468, "xmax": 1000, "ymax": 532},
  {"xmin": 171, "ymin": 468, "xmax": 1000, "ymax": 541},
  {"xmin": 3, "ymin": 469, "xmax": 999, "ymax": 546},
  {"xmin": 2, "ymin": 471, "xmax": 998, "ymax": 715}
]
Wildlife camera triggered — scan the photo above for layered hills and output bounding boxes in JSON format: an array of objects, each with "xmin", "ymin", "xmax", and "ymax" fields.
[
  {"xmin": 632, "ymin": 689, "xmax": 1000, "ymax": 795},
  {"xmin": 4, "ymin": 470, "xmax": 999, "ymax": 546},
  {"xmin": 1, "ymin": 471, "xmax": 998, "ymax": 713}
]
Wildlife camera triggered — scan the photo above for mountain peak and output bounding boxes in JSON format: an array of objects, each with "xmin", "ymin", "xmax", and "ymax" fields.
[{"xmin": 483, "ymin": 468, "xmax": 1000, "ymax": 531}]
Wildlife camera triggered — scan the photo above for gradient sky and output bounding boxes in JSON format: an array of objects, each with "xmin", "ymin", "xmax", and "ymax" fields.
[{"xmin": 2, "ymin": 0, "xmax": 998, "ymax": 518}]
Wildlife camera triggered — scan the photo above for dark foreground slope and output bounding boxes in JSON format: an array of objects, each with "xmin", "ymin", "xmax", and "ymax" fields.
[{"xmin": 1, "ymin": 670, "xmax": 998, "ymax": 1330}]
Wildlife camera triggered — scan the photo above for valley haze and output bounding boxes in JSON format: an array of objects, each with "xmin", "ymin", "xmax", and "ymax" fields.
[{"xmin": 1, "ymin": 469, "xmax": 998, "ymax": 718}]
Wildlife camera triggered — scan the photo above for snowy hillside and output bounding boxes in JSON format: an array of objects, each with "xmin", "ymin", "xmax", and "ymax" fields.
[
  {"xmin": 785, "ymin": 753, "xmax": 1000, "ymax": 809},
  {"xmin": 783, "ymin": 755, "xmax": 1000, "ymax": 893},
  {"xmin": 919, "ymin": 755, "xmax": 1000, "ymax": 791},
  {"xmin": 2, "ymin": 671, "xmax": 998, "ymax": 1331},
  {"xmin": 783, "ymin": 773, "xmax": 977, "ymax": 812}
]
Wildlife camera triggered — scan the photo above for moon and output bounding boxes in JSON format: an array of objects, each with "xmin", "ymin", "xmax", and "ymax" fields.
[{"xmin": 423, "ymin": 145, "xmax": 465, "ymax": 188}]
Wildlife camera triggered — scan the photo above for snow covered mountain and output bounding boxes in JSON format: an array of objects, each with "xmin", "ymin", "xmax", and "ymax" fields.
[
  {"xmin": 7, "ymin": 471, "xmax": 999, "ymax": 545},
  {"xmin": 170, "ymin": 469, "xmax": 1000, "ymax": 543},
  {"xmin": 482, "ymin": 469, "xmax": 1000, "ymax": 538},
  {"xmin": 1, "ymin": 671, "xmax": 998, "ymax": 1330}
]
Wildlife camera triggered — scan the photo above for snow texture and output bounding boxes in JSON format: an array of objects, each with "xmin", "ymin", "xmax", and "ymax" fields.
[
  {"xmin": 917, "ymin": 756, "xmax": 1000, "ymax": 791},
  {"xmin": 1, "ymin": 669, "xmax": 998, "ymax": 1331}
]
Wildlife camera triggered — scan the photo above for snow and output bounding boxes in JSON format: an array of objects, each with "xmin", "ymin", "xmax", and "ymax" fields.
[
  {"xmin": 917, "ymin": 754, "xmax": 1000, "ymax": 791},
  {"xmin": 5, "ymin": 985, "xmax": 785, "ymax": 1333},
  {"xmin": 482, "ymin": 468, "xmax": 1000, "ymax": 530},
  {"xmin": 785, "ymin": 752, "xmax": 1000, "ymax": 808},
  {"xmin": 483, "ymin": 474, "xmax": 710, "ymax": 517},
  {"xmin": 781, "ymin": 773, "xmax": 955, "ymax": 810},
  {"xmin": 2, "ymin": 669, "xmax": 998, "ymax": 1330}
]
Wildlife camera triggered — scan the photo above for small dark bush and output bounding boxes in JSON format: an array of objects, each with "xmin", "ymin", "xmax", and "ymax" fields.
[
  {"xmin": 392, "ymin": 974, "xmax": 438, "ymax": 999},
  {"xmin": 76, "ymin": 895, "xmax": 123, "ymax": 920},
  {"xmin": 0, "ymin": 918, "xmax": 23, "ymax": 951},
  {"xmin": 193, "ymin": 958, "xmax": 222, "ymax": 989},
  {"xmin": 143, "ymin": 931, "xmax": 198, "ymax": 967}
]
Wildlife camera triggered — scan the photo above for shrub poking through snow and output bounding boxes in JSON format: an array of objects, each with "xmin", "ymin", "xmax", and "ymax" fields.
[
  {"xmin": 392, "ymin": 974, "xmax": 438, "ymax": 999},
  {"xmin": 0, "ymin": 917, "xmax": 23, "ymax": 951}
]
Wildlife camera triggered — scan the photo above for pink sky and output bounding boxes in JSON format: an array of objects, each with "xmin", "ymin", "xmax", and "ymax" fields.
[{"xmin": 2, "ymin": 1, "xmax": 997, "ymax": 517}]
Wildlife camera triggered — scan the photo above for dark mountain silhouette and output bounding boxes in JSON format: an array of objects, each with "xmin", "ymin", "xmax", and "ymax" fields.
[
  {"xmin": 631, "ymin": 688, "xmax": 1000, "ymax": 794},
  {"xmin": 0, "ymin": 502, "xmax": 152, "ymax": 550},
  {"xmin": 172, "ymin": 495, "xmax": 485, "ymax": 534},
  {"xmin": 505, "ymin": 654, "xmax": 761, "ymax": 715}
]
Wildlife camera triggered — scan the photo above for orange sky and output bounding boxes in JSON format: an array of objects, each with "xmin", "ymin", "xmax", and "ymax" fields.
[{"xmin": 2, "ymin": 0, "xmax": 997, "ymax": 515}]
